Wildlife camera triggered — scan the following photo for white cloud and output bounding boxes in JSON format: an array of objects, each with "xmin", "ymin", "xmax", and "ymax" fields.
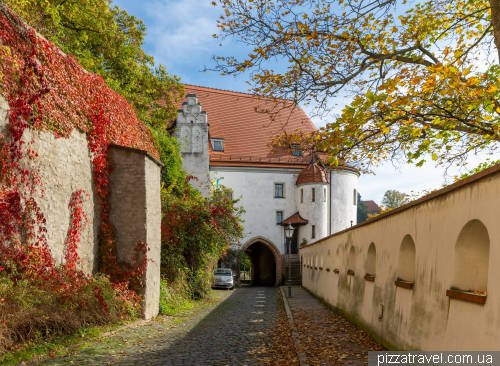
[{"xmin": 142, "ymin": 0, "xmax": 225, "ymax": 76}]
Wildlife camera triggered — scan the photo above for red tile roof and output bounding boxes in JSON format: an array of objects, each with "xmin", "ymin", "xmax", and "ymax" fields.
[
  {"xmin": 363, "ymin": 200, "xmax": 381, "ymax": 215},
  {"xmin": 296, "ymin": 163, "xmax": 330, "ymax": 185},
  {"xmin": 176, "ymin": 84, "xmax": 319, "ymax": 167},
  {"xmin": 281, "ymin": 212, "xmax": 309, "ymax": 226}
]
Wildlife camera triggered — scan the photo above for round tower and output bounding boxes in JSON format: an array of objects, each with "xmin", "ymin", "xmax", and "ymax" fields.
[
  {"xmin": 295, "ymin": 161, "xmax": 329, "ymax": 244},
  {"xmin": 329, "ymin": 166, "xmax": 359, "ymax": 234}
]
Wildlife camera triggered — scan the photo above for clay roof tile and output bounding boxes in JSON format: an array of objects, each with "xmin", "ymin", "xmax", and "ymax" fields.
[
  {"xmin": 171, "ymin": 84, "xmax": 319, "ymax": 167},
  {"xmin": 281, "ymin": 212, "xmax": 309, "ymax": 226},
  {"xmin": 296, "ymin": 163, "xmax": 330, "ymax": 185}
]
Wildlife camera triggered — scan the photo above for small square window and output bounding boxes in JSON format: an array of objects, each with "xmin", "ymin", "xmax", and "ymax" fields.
[
  {"xmin": 226, "ymin": 192, "xmax": 233, "ymax": 200},
  {"xmin": 312, "ymin": 188, "xmax": 316, "ymax": 202},
  {"xmin": 275, "ymin": 184, "xmax": 284, "ymax": 198},
  {"xmin": 212, "ymin": 139, "xmax": 224, "ymax": 151},
  {"xmin": 291, "ymin": 144, "xmax": 302, "ymax": 157},
  {"xmin": 311, "ymin": 225, "xmax": 316, "ymax": 239},
  {"xmin": 300, "ymin": 189, "xmax": 303, "ymax": 203},
  {"xmin": 353, "ymin": 189, "xmax": 357, "ymax": 205},
  {"xmin": 276, "ymin": 211, "xmax": 283, "ymax": 224}
]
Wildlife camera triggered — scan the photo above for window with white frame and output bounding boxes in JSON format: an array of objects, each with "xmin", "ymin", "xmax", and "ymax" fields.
[
  {"xmin": 211, "ymin": 139, "xmax": 224, "ymax": 151},
  {"xmin": 276, "ymin": 211, "xmax": 283, "ymax": 225},
  {"xmin": 275, "ymin": 183, "xmax": 284, "ymax": 198}
]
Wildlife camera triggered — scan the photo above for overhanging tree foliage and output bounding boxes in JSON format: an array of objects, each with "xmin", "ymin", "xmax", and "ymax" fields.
[
  {"xmin": 7, "ymin": 0, "xmax": 183, "ymax": 128},
  {"xmin": 210, "ymin": 0, "xmax": 500, "ymax": 173}
]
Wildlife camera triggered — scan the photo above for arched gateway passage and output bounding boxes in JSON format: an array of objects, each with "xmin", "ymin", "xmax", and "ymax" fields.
[{"xmin": 241, "ymin": 237, "xmax": 283, "ymax": 286}]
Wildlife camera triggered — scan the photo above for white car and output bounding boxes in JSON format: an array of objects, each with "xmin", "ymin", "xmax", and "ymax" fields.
[{"xmin": 213, "ymin": 268, "xmax": 235, "ymax": 290}]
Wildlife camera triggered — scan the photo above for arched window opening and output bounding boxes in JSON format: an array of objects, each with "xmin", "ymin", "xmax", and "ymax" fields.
[
  {"xmin": 347, "ymin": 246, "xmax": 356, "ymax": 276},
  {"xmin": 365, "ymin": 243, "xmax": 376, "ymax": 281},
  {"xmin": 396, "ymin": 235, "xmax": 416, "ymax": 289}
]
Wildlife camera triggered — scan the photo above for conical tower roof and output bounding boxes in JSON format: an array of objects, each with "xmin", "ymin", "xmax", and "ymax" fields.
[{"xmin": 296, "ymin": 160, "xmax": 330, "ymax": 185}]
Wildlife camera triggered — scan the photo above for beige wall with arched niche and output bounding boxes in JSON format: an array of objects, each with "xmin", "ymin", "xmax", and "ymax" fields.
[
  {"xmin": 366, "ymin": 243, "xmax": 376, "ymax": 276},
  {"xmin": 398, "ymin": 235, "xmax": 416, "ymax": 282},
  {"xmin": 452, "ymin": 220, "xmax": 490, "ymax": 292},
  {"xmin": 299, "ymin": 168, "xmax": 500, "ymax": 351}
]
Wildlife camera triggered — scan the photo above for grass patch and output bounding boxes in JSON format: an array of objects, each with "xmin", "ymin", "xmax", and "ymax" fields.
[{"xmin": 0, "ymin": 319, "xmax": 135, "ymax": 365}]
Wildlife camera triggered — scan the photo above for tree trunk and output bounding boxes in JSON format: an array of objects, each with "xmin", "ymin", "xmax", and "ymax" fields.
[{"xmin": 490, "ymin": 0, "xmax": 500, "ymax": 62}]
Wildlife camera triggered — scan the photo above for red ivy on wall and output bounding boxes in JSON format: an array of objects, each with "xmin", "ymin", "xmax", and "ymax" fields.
[{"xmin": 0, "ymin": 5, "xmax": 152, "ymax": 307}]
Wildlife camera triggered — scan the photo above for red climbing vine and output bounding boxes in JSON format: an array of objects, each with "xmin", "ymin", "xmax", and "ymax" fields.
[{"xmin": 0, "ymin": 3, "xmax": 155, "ymax": 315}]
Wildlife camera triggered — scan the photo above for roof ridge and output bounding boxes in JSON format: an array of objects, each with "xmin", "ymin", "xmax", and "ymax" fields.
[{"xmin": 184, "ymin": 83, "xmax": 294, "ymax": 102}]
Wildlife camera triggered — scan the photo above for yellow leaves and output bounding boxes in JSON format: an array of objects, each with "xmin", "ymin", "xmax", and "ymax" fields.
[
  {"xmin": 432, "ymin": 153, "xmax": 438, "ymax": 161},
  {"xmin": 485, "ymin": 85, "xmax": 498, "ymax": 93}
]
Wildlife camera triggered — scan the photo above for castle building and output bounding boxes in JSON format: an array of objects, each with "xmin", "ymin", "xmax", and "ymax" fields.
[{"xmin": 175, "ymin": 85, "xmax": 358, "ymax": 285}]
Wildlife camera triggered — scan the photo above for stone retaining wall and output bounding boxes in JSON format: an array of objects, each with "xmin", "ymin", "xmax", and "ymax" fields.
[{"xmin": 0, "ymin": 95, "xmax": 163, "ymax": 319}]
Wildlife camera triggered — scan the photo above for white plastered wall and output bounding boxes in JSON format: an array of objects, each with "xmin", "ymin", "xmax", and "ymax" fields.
[
  {"xmin": 330, "ymin": 169, "xmax": 359, "ymax": 234},
  {"xmin": 296, "ymin": 182, "xmax": 329, "ymax": 244},
  {"xmin": 210, "ymin": 167, "xmax": 299, "ymax": 253}
]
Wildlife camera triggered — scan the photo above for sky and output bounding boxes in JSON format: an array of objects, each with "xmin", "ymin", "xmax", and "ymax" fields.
[{"xmin": 113, "ymin": 0, "xmax": 499, "ymax": 204}]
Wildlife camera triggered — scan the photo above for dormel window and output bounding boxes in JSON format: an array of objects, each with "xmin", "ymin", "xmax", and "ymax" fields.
[
  {"xmin": 276, "ymin": 211, "xmax": 283, "ymax": 225},
  {"xmin": 275, "ymin": 183, "xmax": 284, "ymax": 198},
  {"xmin": 211, "ymin": 139, "xmax": 224, "ymax": 151},
  {"xmin": 291, "ymin": 144, "xmax": 302, "ymax": 157}
]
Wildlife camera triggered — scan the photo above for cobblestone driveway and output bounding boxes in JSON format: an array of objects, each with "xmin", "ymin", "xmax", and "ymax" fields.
[{"xmin": 40, "ymin": 286, "xmax": 279, "ymax": 366}]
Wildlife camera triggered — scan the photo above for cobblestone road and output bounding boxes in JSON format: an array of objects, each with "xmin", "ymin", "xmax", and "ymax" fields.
[{"xmin": 40, "ymin": 286, "xmax": 279, "ymax": 366}]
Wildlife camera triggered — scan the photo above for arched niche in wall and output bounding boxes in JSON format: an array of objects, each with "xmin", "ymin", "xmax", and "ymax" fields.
[
  {"xmin": 366, "ymin": 242, "xmax": 376, "ymax": 277},
  {"xmin": 179, "ymin": 125, "xmax": 192, "ymax": 153},
  {"xmin": 191, "ymin": 125, "xmax": 203, "ymax": 153},
  {"xmin": 315, "ymin": 252, "xmax": 318, "ymax": 268},
  {"xmin": 398, "ymin": 235, "xmax": 416, "ymax": 283},
  {"xmin": 452, "ymin": 220, "xmax": 490, "ymax": 292},
  {"xmin": 327, "ymin": 250, "xmax": 331, "ymax": 269},
  {"xmin": 335, "ymin": 248, "xmax": 340, "ymax": 270},
  {"xmin": 320, "ymin": 251, "xmax": 324, "ymax": 268},
  {"xmin": 347, "ymin": 246, "xmax": 356, "ymax": 275}
]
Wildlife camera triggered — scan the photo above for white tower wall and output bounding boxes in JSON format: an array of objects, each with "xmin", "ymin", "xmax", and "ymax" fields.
[
  {"xmin": 176, "ymin": 94, "xmax": 210, "ymax": 195},
  {"xmin": 329, "ymin": 169, "xmax": 359, "ymax": 234},
  {"xmin": 296, "ymin": 182, "xmax": 329, "ymax": 244}
]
